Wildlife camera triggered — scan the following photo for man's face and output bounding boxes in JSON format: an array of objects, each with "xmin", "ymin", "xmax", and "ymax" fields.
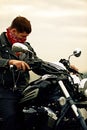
[
  {"xmin": 15, "ymin": 31, "xmax": 29, "ymax": 42},
  {"xmin": 11, "ymin": 28, "xmax": 29, "ymax": 43}
]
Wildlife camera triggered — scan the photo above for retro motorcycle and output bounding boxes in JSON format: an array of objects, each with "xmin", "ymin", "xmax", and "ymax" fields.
[{"xmin": 4, "ymin": 43, "xmax": 87, "ymax": 130}]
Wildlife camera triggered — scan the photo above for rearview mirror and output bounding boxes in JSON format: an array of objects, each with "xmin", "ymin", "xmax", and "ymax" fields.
[
  {"xmin": 12, "ymin": 42, "xmax": 29, "ymax": 52},
  {"xmin": 73, "ymin": 48, "xmax": 81, "ymax": 57},
  {"xmin": 12, "ymin": 42, "xmax": 33, "ymax": 54}
]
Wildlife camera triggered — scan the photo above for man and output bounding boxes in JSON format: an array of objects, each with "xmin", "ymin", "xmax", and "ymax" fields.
[
  {"xmin": 0, "ymin": 16, "xmax": 79, "ymax": 130},
  {"xmin": 0, "ymin": 16, "xmax": 36, "ymax": 130}
]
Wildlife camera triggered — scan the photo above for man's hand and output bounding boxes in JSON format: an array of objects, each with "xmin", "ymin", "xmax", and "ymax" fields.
[
  {"xmin": 70, "ymin": 65, "xmax": 78, "ymax": 71},
  {"xmin": 8, "ymin": 60, "xmax": 30, "ymax": 71},
  {"xmin": 70, "ymin": 64, "xmax": 79, "ymax": 74}
]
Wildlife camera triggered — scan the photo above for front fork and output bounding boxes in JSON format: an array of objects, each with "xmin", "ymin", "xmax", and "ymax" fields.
[{"xmin": 55, "ymin": 80, "xmax": 87, "ymax": 130}]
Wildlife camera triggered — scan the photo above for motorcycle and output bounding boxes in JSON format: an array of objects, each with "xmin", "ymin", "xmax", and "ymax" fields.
[{"xmin": 2, "ymin": 43, "xmax": 87, "ymax": 130}]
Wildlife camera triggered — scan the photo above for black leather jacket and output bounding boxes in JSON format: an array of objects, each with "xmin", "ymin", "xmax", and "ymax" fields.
[
  {"xmin": 0, "ymin": 32, "xmax": 36, "ymax": 90},
  {"xmin": 0, "ymin": 32, "xmax": 53, "ymax": 90}
]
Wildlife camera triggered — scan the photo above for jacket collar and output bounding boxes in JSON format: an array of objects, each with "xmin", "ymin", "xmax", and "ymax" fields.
[{"xmin": 0, "ymin": 32, "xmax": 12, "ymax": 47}]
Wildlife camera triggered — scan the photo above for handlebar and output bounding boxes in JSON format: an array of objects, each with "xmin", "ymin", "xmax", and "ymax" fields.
[{"xmin": 59, "ymin": 58, "xmax": 83, "ymax": 76}]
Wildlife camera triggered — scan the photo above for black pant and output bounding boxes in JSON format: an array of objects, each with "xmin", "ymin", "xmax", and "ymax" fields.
[{"xmin": 0, "ymin": 87, "xmax": 25, "ymax": 130}]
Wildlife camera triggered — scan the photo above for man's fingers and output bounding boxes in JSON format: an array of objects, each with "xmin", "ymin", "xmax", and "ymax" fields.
[
  {"xmin": 21, "ymin": 62, "xmax": 30, "ymax": 71},
  {"xmin": 9, "ymin": 60, "xmax": 30, "ymax": 71}
]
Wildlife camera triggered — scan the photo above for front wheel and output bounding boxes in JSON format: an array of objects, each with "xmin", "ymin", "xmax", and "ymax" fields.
[{"xmin": 55, "ymin": 118, "xmax": 87, "ymax": 130}]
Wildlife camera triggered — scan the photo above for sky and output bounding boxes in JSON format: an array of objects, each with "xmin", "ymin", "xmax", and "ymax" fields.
[{"xmin": 0, "ymin": 0, "xmax": 87, "ymax": 72}]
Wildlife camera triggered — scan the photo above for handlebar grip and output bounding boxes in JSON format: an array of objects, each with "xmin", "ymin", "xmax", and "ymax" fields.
[
  {"xmin": 9, "ymin": 65, "xmax": 17, "ymax": 70},
  {"xmin": 0, "ymin": 65, "xmax": 17, "ymax": 71}
]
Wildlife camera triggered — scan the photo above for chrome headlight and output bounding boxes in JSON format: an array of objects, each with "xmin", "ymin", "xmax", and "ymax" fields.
[{"xmin": 79, "ymin": 78, "xmax": 87, "ymax": 97}]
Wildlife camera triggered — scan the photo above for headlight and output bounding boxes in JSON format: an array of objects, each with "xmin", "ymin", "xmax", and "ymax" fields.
[{"xmin": 79, "ymin": 78, "xmax": 87, "ymax": 97}]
